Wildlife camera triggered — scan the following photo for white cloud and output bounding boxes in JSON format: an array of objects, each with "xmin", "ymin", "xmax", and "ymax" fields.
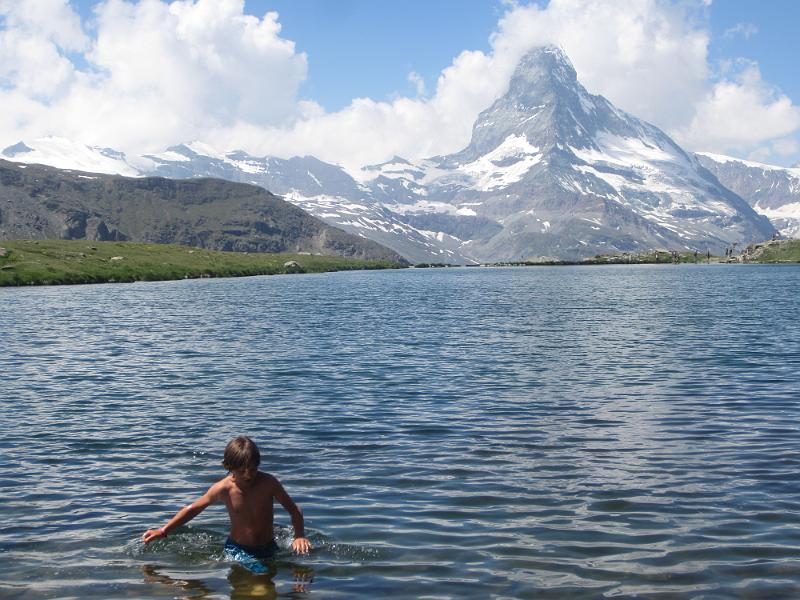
[
  {"xmin": 723, "ymin": 23, "xmax": 758, "ymax": 40},
  {"xmin": 0, "ymin": 0, "xmax": 798, "ymax": 170},
  {"xmin": 407, "ymin": 71, "xmax": 426, "ymax": 97},
  {"xmin": 0, "ymin": 0, "xmax": 87, "ymax": 99},
  {"xmin": 771, "ymin": 137, "xmax": 800, "ymax": 157},
  {"xmin": 0, "ymin": 0, "xmax": 87, "ymax": 50},
  {"xmin": 208, "ymin": 46, "xmax": 502, "ymax": 170},
  {"xmin": 675, "ymin": 60, "xmax": 800, "ymax": 156},
  {"xmin": 0, "ymin": 0, "xmax": 307, "ymax": 154}
]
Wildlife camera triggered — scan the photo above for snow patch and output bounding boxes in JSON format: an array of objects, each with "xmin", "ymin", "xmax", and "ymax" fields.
[
  {"xmin": 459, "ymin": 134, "xmax": 542, "ymax": 191},
  {"xmin": 3, "ymin": 136, "xmax": 141, "ymax": 176},
  {"xmin": 184, "ymin": 141, "xmax": 227, "ymax": 160},
  {"xmin": 307, "ymin": 171, "xmax": 322, "ymax": 187},
  {"xmin": 571, "ymin": 131, "xmax": 678, "ymax": 168},
  {"xmin": 225, "ymin": 158, "xmax": 266, "ymax": 174},
  {"xmin": 697, "ymin": 152, "xmax": 800, "ymax": 175},
  {"xmin": 150, "ymin": 150, "xmax": 190, "ymax": 162},
  {"xmin": 386, "ymin": 200, "xmax": 461, "ymax": 216},
  {"xmin": 755, "ymin": 201, "xmax": 800, "ymax": 237}
]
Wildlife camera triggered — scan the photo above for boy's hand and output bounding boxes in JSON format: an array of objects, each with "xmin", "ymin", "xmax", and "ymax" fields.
[
  {"xmin": 291, "ymin": 537, "xmax": 311, "ymax": 555},
  {"xmin": 141, "ymin": 529, "xmax": 166, "ymax": 544}
]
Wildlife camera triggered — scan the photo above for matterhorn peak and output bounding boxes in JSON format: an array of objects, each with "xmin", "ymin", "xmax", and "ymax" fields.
[
  {"xmin": 510, "ymin": 46, "xmax": 578, "ymax": 90},
  {"xmin": 451, "ymin": 45, "xmax": 599, "ymax": 162}
]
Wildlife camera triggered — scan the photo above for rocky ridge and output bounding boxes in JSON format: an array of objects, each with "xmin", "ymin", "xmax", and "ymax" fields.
[
  {"xmin": 0, "ymin": 159, "xmax": 405, "ymax": 263},
  {"xmin": 695, "ymin": 152, "xmax": 800, "ymax": 239}
]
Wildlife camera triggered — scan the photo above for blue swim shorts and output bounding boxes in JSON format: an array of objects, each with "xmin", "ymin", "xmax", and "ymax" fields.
[{"xmin": 223, "ymin": 538, "xmax": 279, "ymax": 574}]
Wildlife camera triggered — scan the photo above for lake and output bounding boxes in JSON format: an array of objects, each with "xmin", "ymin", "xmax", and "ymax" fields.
[{"xmin": 2, "ymin": 265, "xmax": 800, "ymax": 599}]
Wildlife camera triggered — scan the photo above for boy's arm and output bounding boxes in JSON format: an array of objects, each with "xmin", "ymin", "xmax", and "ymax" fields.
[
  {"xmin": 273, "ymin": 478, "xmax": 311, "ymax": 555},
  {"xmin": 142, "ymin": 481, "xmax": 223, "ymax": 544}
]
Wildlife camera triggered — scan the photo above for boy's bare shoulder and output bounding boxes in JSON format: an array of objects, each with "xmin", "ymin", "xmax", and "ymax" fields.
[
  {"xmin": 259, "ymin": 471, "xmax": 280, "ymax": 486},
  {"xmin": 207, "ymin": 475, "xmax": 234, "ymax": 497}
]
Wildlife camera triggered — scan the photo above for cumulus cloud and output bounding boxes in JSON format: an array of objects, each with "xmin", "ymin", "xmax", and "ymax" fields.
[
  {"xmin": 0, "ymin": 0, "xmax": 87, "ymax": 99},
  {"xmin": 0, "ymin": 0, "xmax": 798, "ymax": 170},
  {"xmin": 675, "ymin": 60, "xmax": 800, "ymax": 155},
  {"xmin": 0, "ymin": 0, "xmax": 307, "ymax": 155}
]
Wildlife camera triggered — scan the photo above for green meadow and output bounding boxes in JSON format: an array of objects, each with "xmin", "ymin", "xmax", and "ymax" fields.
[
  {"xmin": 744, "ymin": 239, "xmax": 800, "ymax": 263},
  {"xmin": 0, "ymin": 240, "xmax": 406, "ymax": 287}
]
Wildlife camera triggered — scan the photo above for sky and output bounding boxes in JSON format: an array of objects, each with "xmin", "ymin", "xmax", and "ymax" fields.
[{"xmin": 1, "ymin": 0, "xmax": 799, "ymax": 171}]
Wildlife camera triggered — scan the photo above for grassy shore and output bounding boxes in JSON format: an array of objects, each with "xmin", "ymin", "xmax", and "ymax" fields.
[
  {"xmin": 582, "ymin": 250, "xmax": 718, "ymax": 265},
  {"xmin": 487, "ymin": 241, "xmax": 800, "ymax": 267},
  {"xmin": 586, "ymin": 240, "xmax": 800, "ymax": 265},
  {"xmin": 740, "ymin": 239, "xmax": 800, "ymax": 263},
  {"xmin": 0, "ymin": 240, "xmax": 406, "ymax": 287},
  {"xmin": 489, "ymin": 250, "xmax": 721, "ymax": 266}
]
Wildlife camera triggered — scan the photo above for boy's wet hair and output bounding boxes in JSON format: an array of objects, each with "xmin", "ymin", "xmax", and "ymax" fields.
[{"xmin": 222, "ymin": 436, "xmax": 261, "ymax": 471}]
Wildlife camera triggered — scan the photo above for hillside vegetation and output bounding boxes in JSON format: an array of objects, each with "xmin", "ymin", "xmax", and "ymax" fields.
[
  {"xmin": 0, "ymin": 240, "xmax": 404, "ymax": 287},
  {"xmin": 741, "ymin": 239, "xmax": 800, "ymax": 263}
]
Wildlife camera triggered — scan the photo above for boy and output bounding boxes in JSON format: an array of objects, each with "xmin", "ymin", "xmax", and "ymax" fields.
[{"xmin": 142, "ymin": 436, "xmax": 311, "ymax": 565}]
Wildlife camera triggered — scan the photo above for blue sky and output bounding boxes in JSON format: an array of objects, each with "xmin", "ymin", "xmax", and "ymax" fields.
[
  {"xmin": 707, "ymin": 1, "xmax": 799, "ymax": 103},
  {"xmin": 238, "ymin": 0, "xmax": 505, "ymax": 111},
  {"xmin": 5, "ymin": 0, "xmax": 800, "ymax": 168}
]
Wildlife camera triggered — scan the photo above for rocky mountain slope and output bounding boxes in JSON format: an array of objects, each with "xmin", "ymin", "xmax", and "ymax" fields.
[
  {"xmin": 0, "ymin": 159, "xmax": 405, "ymax": 262},
  {"xmin": 695, "ymin": 153, "xmax": 800, "ymax": 239},
  {"xmin": 3, "ymin": 139, "xmax": 468, "ymax": 263},
  {"xmin": 359, "ymin": 47, "xmax": 774, "ymax": 260},
  {"xmin": 2, "ymin": 47, "xmax": 777, "ymax": 262}
]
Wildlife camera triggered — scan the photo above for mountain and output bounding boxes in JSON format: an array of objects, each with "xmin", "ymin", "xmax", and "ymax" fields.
[
  {"xmin": 2, "ymin": 139, "xmax": 470, "ymax": 264},
  {"xmin": 1, "ymin": 137, "xmax": 142, "ymax": 176},
  {"xmin": 695, "ymin": 153, "xmax": 800, "ymax": 239},
  {"xmin": 0, "ymin": 159, "xmax": 405, "ymax": 262},
  {"xmin": 2, "ymin": 47, "xmax": 776, "ymax": 261},
  {"xmin": 143, "ymin": 143, "xmax": 475, "ymax": 263},
  {"xmin": 358, "ymin": 47, "xmax": 775, "ymax": 260}
]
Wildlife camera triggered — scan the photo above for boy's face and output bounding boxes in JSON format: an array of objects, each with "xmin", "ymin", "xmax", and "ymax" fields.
[{"xmin": 231, "ymin": 465, "xmax": 258, "ymax": 488}]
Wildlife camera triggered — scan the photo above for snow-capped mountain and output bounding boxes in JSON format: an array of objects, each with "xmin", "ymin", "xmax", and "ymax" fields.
[
  {"xmin": 695, "ymin": 153, "xmax": 800, "ymax": 239},
  {"xmin": 2, "ymin": 47, "xmax": 776, "ymax": 262},
  {"xmin": 1, "ymin": 138, "xmax": 471, "ymax": 263},
  {"xmin": 1, "ymin": 138, "xmax": 143, "ymax": 176},
  {"xmin": 357, "ymin": 47, "xmax": 774, "ymax": 260},
  {"xmin": 141, "ymin": 143, "xmax": 475, "ymax": 263}
]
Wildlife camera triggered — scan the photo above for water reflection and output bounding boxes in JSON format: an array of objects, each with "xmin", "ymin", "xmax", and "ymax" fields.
[
  {"xmin": 142, "ymin": 562, "xmax": 314, "ymax": 598},
  {"xmin": 143, "ymin": 564, "xmax": 217, "ymax": 598}
]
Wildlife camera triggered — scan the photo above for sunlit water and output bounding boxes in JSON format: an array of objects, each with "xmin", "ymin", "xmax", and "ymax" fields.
[{"xmin": 2, "ymin": 265, "xmax": 800, "ymax": 599}]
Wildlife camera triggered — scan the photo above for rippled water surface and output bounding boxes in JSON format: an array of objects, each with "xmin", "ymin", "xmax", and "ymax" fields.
[{"xmin": 2, "ymin": 265, "xmax": 800, "ymax": 599}]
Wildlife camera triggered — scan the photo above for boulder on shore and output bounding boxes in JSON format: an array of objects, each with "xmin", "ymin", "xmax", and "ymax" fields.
[{"xmin": 283, "ymin": 260, "xmax": 304, "ymax": 273}]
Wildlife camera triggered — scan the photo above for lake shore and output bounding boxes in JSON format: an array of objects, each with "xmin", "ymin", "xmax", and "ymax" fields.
[
  {"xmin": 0, "ymin": 240, "xmax": 406, "ymax": 287},
  {"xmin": 415, "ymin": 239, "xmax": 800, "ymax": 268},
  {"xmin": 2, "ymin": 238, "xmax": 797, "ymax": 287}
]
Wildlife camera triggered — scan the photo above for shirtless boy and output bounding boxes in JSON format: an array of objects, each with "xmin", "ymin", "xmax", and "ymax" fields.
[{"xmin": 142, "ymin": 436, "xmax": 311, "ymax": 563}]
